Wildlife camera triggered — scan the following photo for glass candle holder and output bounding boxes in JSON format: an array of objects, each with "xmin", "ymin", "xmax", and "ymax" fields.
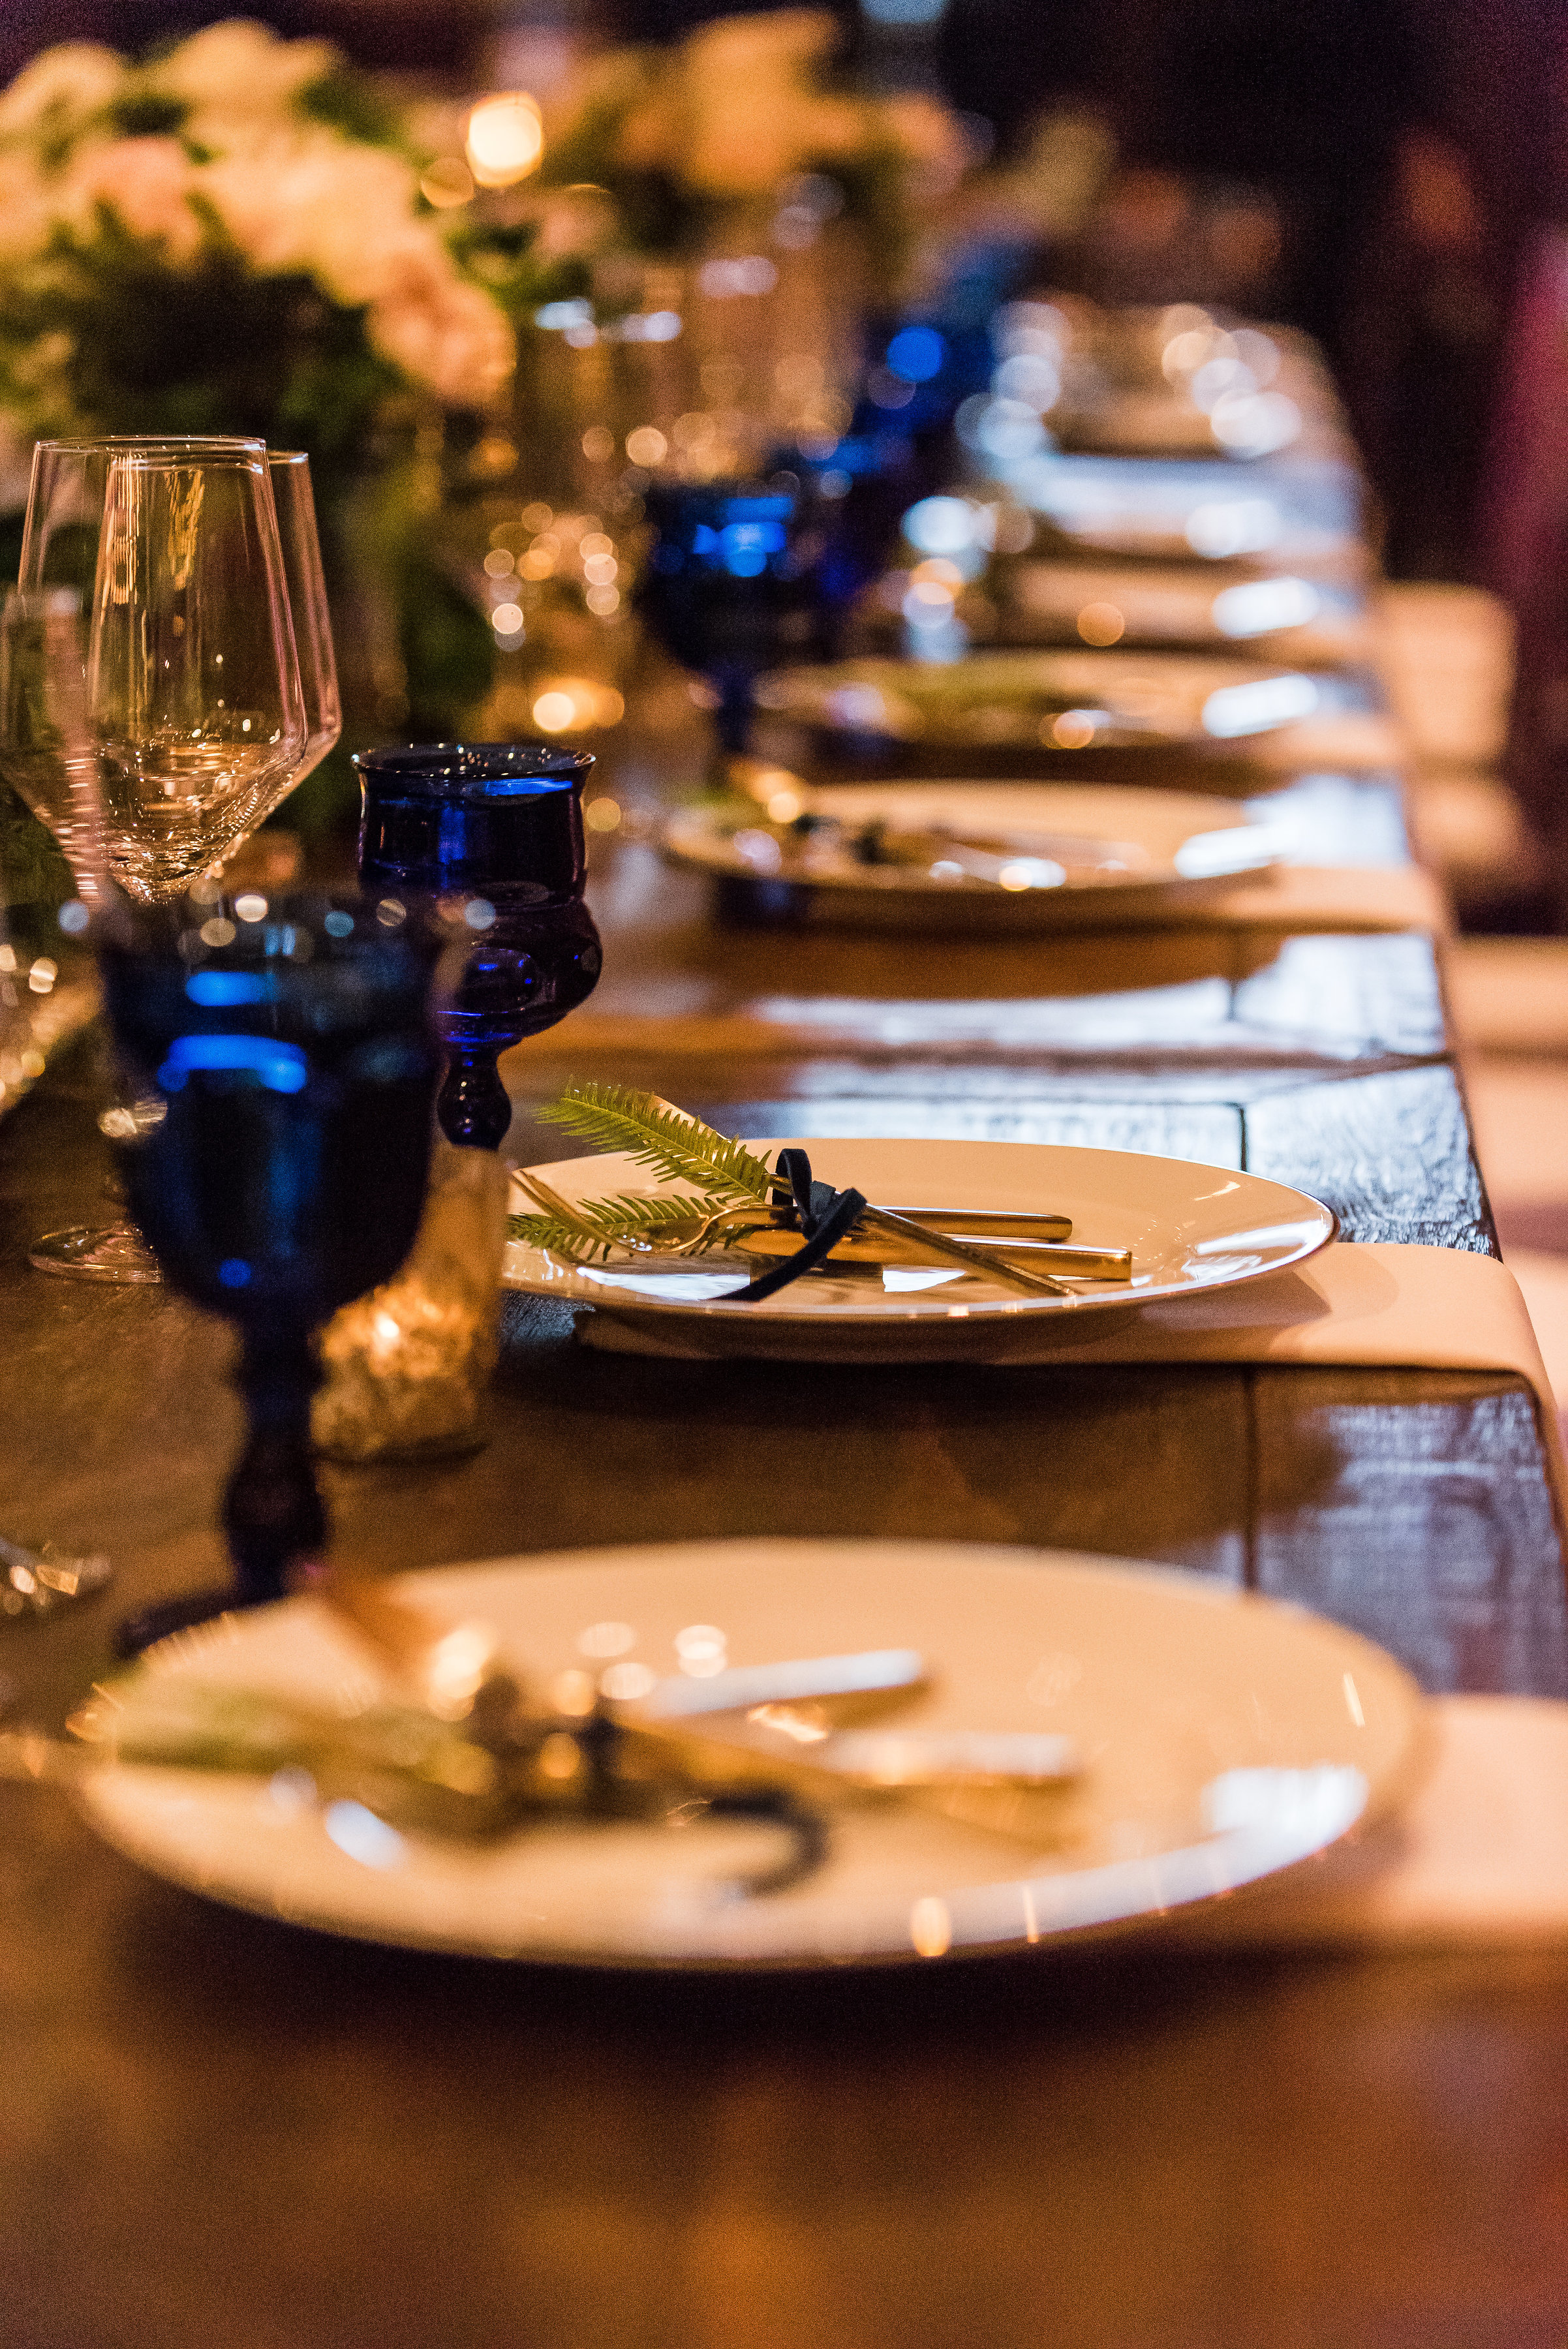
[{"xmin": 312, "ymin": 1132, "xmax": 509, "ymax": 1462}]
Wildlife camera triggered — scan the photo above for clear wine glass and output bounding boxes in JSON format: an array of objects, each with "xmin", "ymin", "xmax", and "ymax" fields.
[
  {"xmin": 3, "ymin": 438, "xmax": 306, "ymax": 897},
  {"xmin": 0, "ymin": 437, "xmax": 309, "ymax": 1278},
  {"xmin": 267, "ymin": 450, "xmax": 341, "ymax": 791}
]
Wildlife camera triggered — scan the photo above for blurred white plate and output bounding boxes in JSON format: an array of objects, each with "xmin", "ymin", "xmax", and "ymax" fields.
[
  {"xmin": 78, "ymin": 1540, "xmax": 1425, "ymax": 1968},
  {"xmin": 998, "ymin": 454, "xmax": 1365, "ymax": 568},
  {"xmin": 992, "ymin": 562, "xmax": 1370, "ymax": 666},
  {"xmin": 662, "ymin": 784, "xmax": 1280, "ymax": 933},
  {"xmin": 763, "ymin": 648, "xmax": 1374, "ymax": 754},
  {"xmin": 503, "ymin": 1135, "xmax": 1335, "ymax": 1360}
]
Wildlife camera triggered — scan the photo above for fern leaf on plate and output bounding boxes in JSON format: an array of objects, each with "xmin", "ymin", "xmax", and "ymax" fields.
[
  {"xmin": 509, "ymin": 1188, "xmax": 726, "ymax": 1266},
  {"xmin": 538, "ymin": 1082, "xmax": 773, "ymax": 1202}
]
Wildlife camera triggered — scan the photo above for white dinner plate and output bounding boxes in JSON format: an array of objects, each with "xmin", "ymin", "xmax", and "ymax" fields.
[
  {"xmin": 502, "ymin": 1136, "xmax": 1335, "ymax": 1361},
  {"xmin": 77, "ymin": 1539, "xmax": 1426, "ymax": 1968},
  {"xmin": 997, "ymin": 453, "xmax": 1366, "ymax": 569},
  {"xmin": 760, "ymin": 649, "xmax": 1384, "ymax": 765},
  {"xmin": 661, "ymin": 784, "xmax": 1278, "ymax": 933},
  {"xmin": 991, "ymin": 561, "xmax": 1370, "ymax": 667}
]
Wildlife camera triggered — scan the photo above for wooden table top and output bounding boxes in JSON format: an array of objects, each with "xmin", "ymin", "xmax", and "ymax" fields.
[{"xmin": 3, "ymin": 744, "xmax": 1567, "ymax": 2348}]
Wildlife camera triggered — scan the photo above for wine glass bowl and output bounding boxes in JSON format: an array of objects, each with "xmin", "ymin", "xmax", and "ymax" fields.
[
  {"xmin": 268, "ymin": 450, "xmax": 341, "ymax": 793},
  {"xmin": 356, "ymin": 743, "xmax": 602, "ymax": 1151},
  {"xmin": 1, "ymin": 435, "xmax": 330, "ymax": 1283},
  {"xmin": 637, "ymin": 468, "xmax": 882, "ymax": 760},
  {"xmin": 86, "ymin": 446, "xmax": 307, "ymax": 897},
  {"xmin": 5, "ymin": 438, "xmax": 307, "ymax": 904},
  {"xmin": 100, "ymin": 888, "xmax": 453, "ymax": 1643}
]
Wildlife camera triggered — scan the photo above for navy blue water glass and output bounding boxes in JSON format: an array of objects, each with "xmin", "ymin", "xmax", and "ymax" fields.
[
  {"xmin": 356, "ymin": 744, "xmax": 603, "ymax": 1152},
  {"xmin": 100, "ymin": 890, "xmax": 452, "ymax": 1648},
  {"xmin": 639, "ymin": 470, "xmax": 885, "ymax": 761}
]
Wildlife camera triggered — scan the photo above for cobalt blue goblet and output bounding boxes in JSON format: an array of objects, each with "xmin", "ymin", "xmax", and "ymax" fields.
[
  {"xmin": 356, "ymin": 744, "xmax": 603, "ymax": 1153},
  {"xmin": 638, "ymin": 468, "xmax": 885, "ymax": 761},
  {"xmin": 100, "ymin": 889, "xmax": 454, "ymax": 1650}
]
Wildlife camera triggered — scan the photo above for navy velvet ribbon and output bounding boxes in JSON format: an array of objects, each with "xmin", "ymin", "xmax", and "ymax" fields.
[{"xmin": 733, "ymin": 1147, "xmax": 867, "ymax": 1303}]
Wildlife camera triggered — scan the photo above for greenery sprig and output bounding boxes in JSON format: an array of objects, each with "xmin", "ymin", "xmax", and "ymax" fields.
[{"xmin": 510, "ymin": 1084, "xmax": 775, "ymax": 1265}]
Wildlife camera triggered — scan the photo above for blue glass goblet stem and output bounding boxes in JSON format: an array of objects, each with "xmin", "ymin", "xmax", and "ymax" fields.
[
  {"xmin": 99, "ymin": 891, "xmax": 451, "ymax": 1650},
  {"xmin": 356, "ymin": 744, "xmax": 602, "ymax": 1152}
]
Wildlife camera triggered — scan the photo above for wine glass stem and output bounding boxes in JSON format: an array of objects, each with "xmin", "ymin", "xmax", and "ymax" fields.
[
  {"xmin": 223, "ymin": 1321, "xmax": 327, "ymax": 1606},
  {"xmin": 713, "ymin": 663, "xmax": 756, "ymax": 758},
  {"xmin": 438, "ymin": 1047, "xmax": 512, "ymax": 1150}
]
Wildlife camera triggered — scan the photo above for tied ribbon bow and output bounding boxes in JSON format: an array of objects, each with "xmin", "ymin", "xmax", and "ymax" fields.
[{"xmin": 734, "ymin": 1148, "xmax": 867, "ymax": 1303}]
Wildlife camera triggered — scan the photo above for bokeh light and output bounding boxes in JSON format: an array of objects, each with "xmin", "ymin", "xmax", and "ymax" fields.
[{"xmin": 465, "ymin": 93, "xmax": 543, "ymax": 189}]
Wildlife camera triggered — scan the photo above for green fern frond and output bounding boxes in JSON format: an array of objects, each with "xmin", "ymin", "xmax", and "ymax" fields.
[
  {"xmin": 509, "ymin": 1212, "xmax": 611, "ymax": 1264},
  {"xmin": 538, "ymin": 1082, "xmax": 773, "ymax": 1202},
  {"xmin": 510, "ymin": 1189, "xmax": 736, "ymax": 1266}
]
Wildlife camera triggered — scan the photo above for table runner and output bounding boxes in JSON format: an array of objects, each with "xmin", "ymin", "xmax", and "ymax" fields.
[
  {"xmin": 579, "ymin": 1240, "xmax": 1567, "ymax": 1512},
  {"xmin": 1167, "ymin": 1693, "xmax": 1568, "ymax": 1950}
]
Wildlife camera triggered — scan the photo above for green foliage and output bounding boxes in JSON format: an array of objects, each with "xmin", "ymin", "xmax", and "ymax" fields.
[
  {"xmin": 447, "ymin": 217, "xmax": 591, "ymax": 325},
  {"xmin": 0, "ymin": 784, "xmax": 73, "ymax": 954},
  {"xmin": 538, "ymin": 1082, "xmax": 773, "ymax": 1201},
  {"xmin": 0, "ymin": 219, "xmax": 401, "ymax": 472},
  {"xmin": 298, "ymin": 70, "xmax": 403, "ymax": 152},
  {"xmin": 510, "ymin": 1188, "xmax": 726, "ymax": 1265},
  {"xmin": 395, "ymin": 536, "xmax": 497, "ymax": 738},
  {"xmin": 108, "ymin": 90, "xmax": 189, "ymax": 140}
]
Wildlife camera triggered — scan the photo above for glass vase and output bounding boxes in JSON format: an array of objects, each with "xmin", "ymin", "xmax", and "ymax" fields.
[{"xmin": 312, "ymin": 1135, "xmax": 510, "ymax": 1463}]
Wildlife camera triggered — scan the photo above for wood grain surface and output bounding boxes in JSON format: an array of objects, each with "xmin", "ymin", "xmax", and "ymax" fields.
[{"xmin": 2, "ymin": 731, "xmax": 1566, "ymax": 2346}]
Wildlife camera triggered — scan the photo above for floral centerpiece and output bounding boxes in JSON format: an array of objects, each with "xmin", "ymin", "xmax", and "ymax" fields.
[
  {"xmin": 0, "ymin": 18, "xmax": 584, "ymax": 907},
  {"xmin": 536, "ymin": 9, "xmax": 970, "ymax": 281}
]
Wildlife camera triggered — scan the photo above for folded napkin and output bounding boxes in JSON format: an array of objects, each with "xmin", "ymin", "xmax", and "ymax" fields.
[
  {"xmin": 579, "ymin": 1241, "xmax": 1567, "ymax": 1509},
  {"xmin": 1167, "ymin": 1693, "xmax": 1568, "ymax": 1950},
  {"xmin": 1060, "ymin": 860, "xmax": 1443, "ymax": 935}
]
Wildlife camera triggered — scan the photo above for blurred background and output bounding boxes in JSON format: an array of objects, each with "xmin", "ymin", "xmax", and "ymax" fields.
[{"xmin": 0, "ymin": 0, "xmax": 1563, "ymax": 927}]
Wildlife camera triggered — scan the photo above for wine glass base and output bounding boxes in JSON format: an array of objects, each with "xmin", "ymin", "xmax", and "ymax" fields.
[{"xmin": 29, "ymin": 1223, "xmax": 162, "ymax": 1283}]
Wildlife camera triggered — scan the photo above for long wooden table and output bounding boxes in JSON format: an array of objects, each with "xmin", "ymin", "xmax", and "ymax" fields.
[{"xmin": 4, "ymin": 744, "xmax": 1568, "ymax": 2347}]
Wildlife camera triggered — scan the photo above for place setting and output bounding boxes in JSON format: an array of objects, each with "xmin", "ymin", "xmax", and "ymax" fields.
[
  {"xmin": 0, "ymin": 398, "xmax": 1537, "ymax": 1977},
  {"xmin": 0, "ymin": 11, "xmax": 1564, "ymax": 2335}
]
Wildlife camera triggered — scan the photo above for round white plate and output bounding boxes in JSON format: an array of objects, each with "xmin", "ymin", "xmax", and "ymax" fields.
[
  {"xmin": 662, "ymin": 784, "xmax": 1278, "ymax": 933},
  {"xmin": 77, "ymin": 1540, "xmax": 1426, "ymax": 1969},
  {"xmin": 761, "ymin": 649, "xmax": 1347, "ymax": 752},
  {"xmin": 503, "ymin": 1135, "xmax": 1335, "ymax": 1361}
]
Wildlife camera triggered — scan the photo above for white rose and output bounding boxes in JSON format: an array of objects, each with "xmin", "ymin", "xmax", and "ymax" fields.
[
  {"xmin": 201, "ymin": 136, "xmax": 420, "ymax": 301},
  {"xmin": 0, "ymin": 41, "xmax": 126, "ymax": 138},
  {"xmin": 881, "ymin": 93, "xmax": 970, "ymax": 177},
  {"xmin": 677, "ymin": 12, "xmax": 871, "ymax": 196},
  {"xmin": 684, "ymin": 89, "xmax": 867, "ymax": 194},
  {"xmin": 369, "ymin": 277, "xmax": 514, "ymax": 407},
  {"xmin": 0, "ymin": 151, "xmax": 57, "ymax": 259},
  {"xmin": 69, "ymin": 136, "xmax": 202, "ymax": 261},
  {"xmin": 200, "ymin": 132, "xmax": 513, "ymax": 405},
  {"xmin": 151, "ymin": 22, "xmax": 335, "ymax": 118},
  {"xmin": 680, "ymin": 10, "xmax": 837, "ymax": 92}
]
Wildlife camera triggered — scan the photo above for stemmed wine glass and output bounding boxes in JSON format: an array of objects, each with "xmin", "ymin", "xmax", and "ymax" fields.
[
  {"xmin": 0, "ymin": 437, "xmax": 330, "ymax": 1278},
  {"xmin": 638, "ymin": 467, "xmax": 880, "ymax": 767},
  {"xmin": 267, "ymin": 450, "xmax": 341, "ymax": 791},
  {"xmin": 101, "ymin": 887, "xmax": 456, "ymax": 1652},
  {"xmin": 356, "ymin": 743, "xmax": 602, "ymax": 1152}
]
